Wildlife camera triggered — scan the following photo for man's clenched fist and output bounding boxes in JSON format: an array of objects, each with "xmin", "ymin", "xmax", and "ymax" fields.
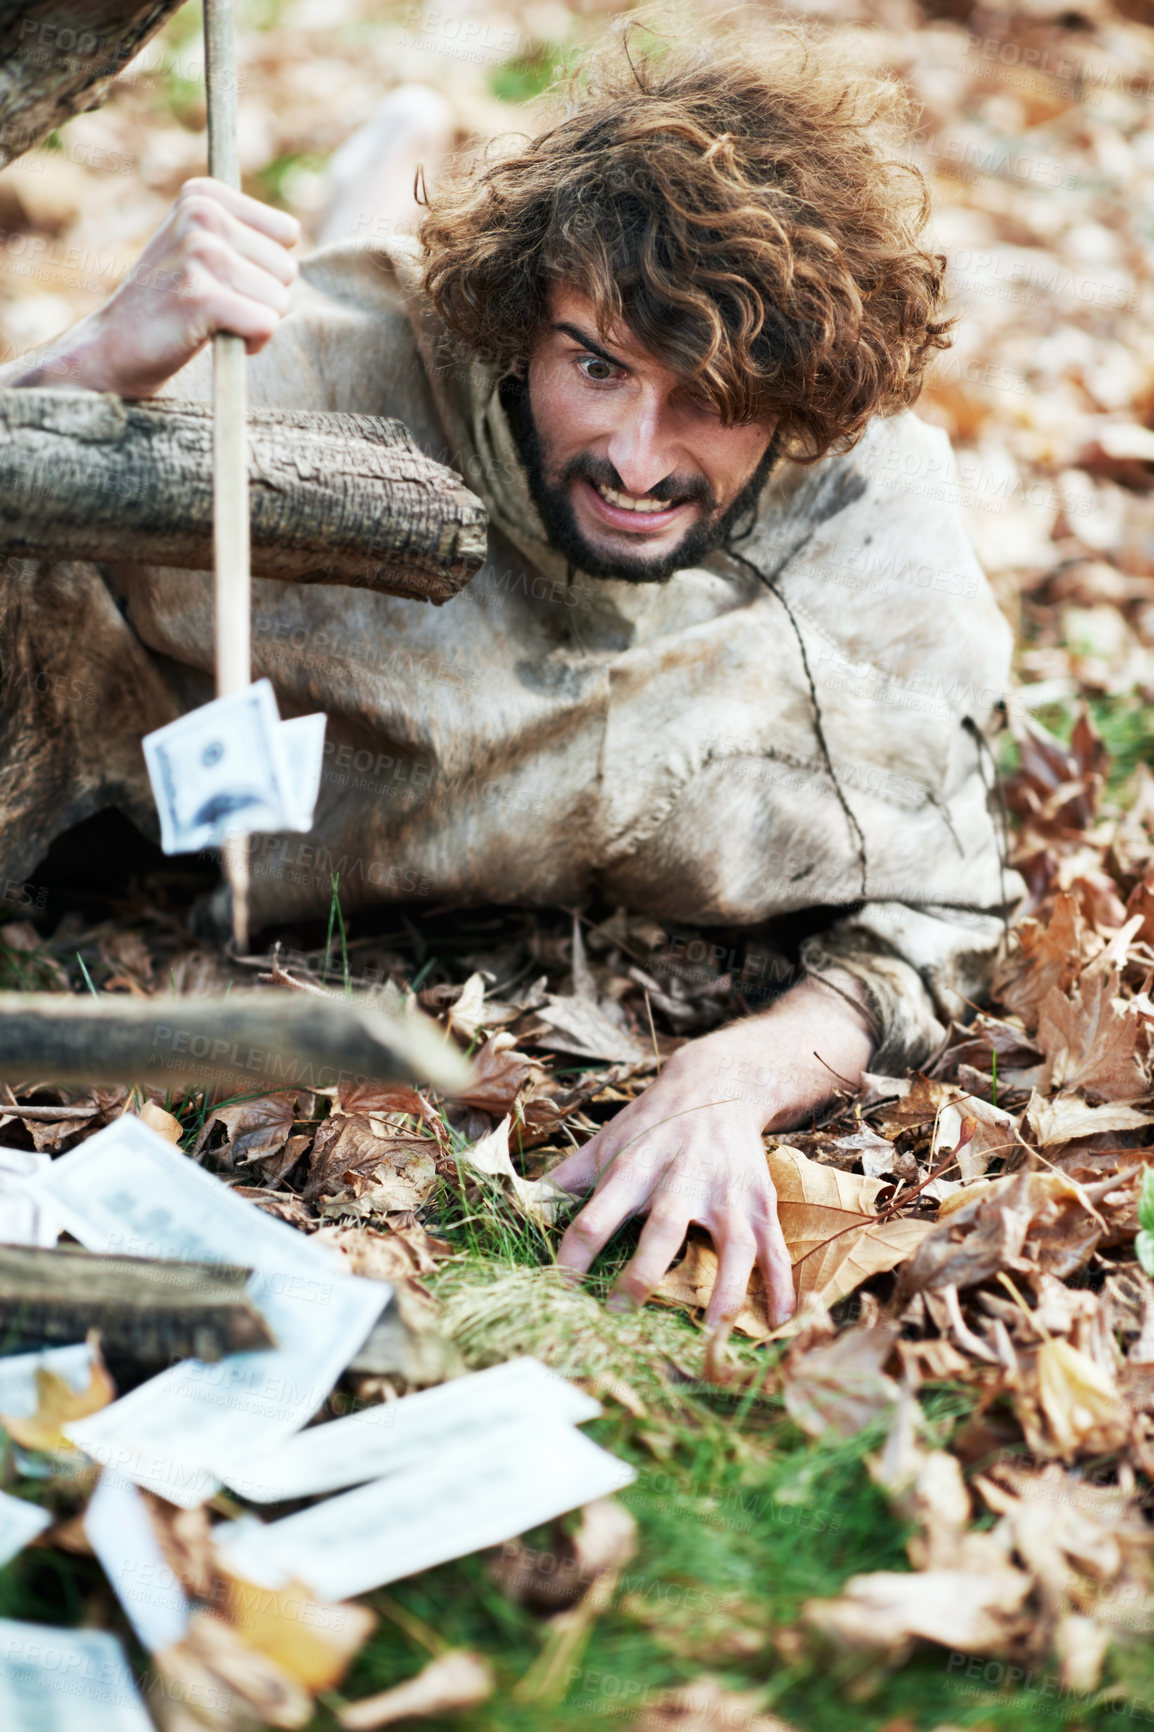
[{"xmin": 11, "ymin": 178, "xmax": 300, "ymax": 397}]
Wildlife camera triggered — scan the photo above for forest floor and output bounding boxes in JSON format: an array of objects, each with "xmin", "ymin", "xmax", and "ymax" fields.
[{"xmin": 4, "ymin": 1, "xmax": 1154, "ymax": 1729}]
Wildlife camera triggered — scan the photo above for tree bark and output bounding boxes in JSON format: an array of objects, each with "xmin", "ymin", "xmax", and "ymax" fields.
[
  {"xmin": 0, "ymin": 390, "xmax": 488, "ymax": 602},
  {"xmin": 0, "ymin": 989, "xmax": 473, "ymax": 1093},
  {"xmin": 0, "ymin": 0, "xmax": 187, "ymax": 168},
  {"xmin": 0, "ymin": 1243, "xmax": 275, "ymax": 1362}
]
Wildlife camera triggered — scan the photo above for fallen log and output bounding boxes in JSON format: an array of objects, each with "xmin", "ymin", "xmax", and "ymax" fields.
[
  {"xmin": 0, "ymin": 0, "xmax": 186, "ymax": 169},
  {"xmin": 0, "ymin": 990, "xmax": 472, "ymax": 1094},
  {"xmin": 0, "ymin": 1243, "xmax": 274, "ymax": 1362},
  {"xmin": 0, "ymin": 391, "xmax": 488, "ymax": 603}
]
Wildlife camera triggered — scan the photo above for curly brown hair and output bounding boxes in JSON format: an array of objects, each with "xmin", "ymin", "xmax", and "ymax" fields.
[{"xmin": 418, "ymin": 23, "xmax": 952, "ymax": 462}]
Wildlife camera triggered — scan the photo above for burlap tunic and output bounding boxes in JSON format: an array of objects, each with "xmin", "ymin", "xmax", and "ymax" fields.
[{"xmin": 0, "ymin": 237, "xmax": 1018, "ymax": 1069}]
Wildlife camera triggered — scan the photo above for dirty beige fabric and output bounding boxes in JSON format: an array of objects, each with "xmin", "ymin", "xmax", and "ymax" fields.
[{"xmin": 1, "ymin": 238, "xmax": 1019, "ymax": 1070}]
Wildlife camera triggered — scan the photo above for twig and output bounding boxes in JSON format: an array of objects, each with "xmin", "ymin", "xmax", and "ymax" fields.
[{"xmin": 205, "ymin": 0, "xmax": 251, "ymax": 955}]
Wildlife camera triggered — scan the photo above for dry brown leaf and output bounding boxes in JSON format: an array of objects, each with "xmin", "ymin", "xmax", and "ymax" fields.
[
  {"xmin": 1027, "ymin": 1091, "xmax": 1154, "ymax": 1146},
  {"xmin": 1055, "ymin": 1613, "xmax": 1113, "ymax": 1695},
  {"xmin": 222, "ymin": 1571, "xmax": 376, "ymax": 1692},
  {"xmin": 230, "ymin": 1188, "xmax": 316, "ymax": 1230},
  {"xmin": 337, "ymin": 1083, "xmax": 444, "ymax": 1137},
  {"xmin": 530, "ymin": 995, "xmax": 648, "ymax": 1064},
  {"xmin": 306, "ymin": 1115, "xmax": 437, "ymax": 1209},
  {"xmin": 993, "ymin": 893, "xmax": 1091, "ymax": 1030},
  {"xmin": 1126, "ymin": 868, "xmax": 1154, "ymax": 949},
  {"xmin": 932, "ymin": 1097, "xmax": 1022, "ymax": 1181},
  {"xmin": 194, "ymin": 1094, "xmax": 302, "ymax": 1166},
  {"xmin": 771, "ymin": 1147, "xmax": 936, "ymax": 1317},
  {"xmin": 629, "ymin": 1678, "xmax": 797, "ymax": 1732},
  {"xmin": 900, "ymin": 1169, "xmax": 1102, "ymax": 1296},
  {"xmin": 137, "ymin": 1100, "xmax": 184, "ymax": 1145},
  {"xmin": 782, "ymin": 1322, "xmax": 901, "ymax": 1439},
  {"xmin": 349, "ymin": 1150, "xmax": 439, "ymax": 1214},
  {"xmin": 490, "ymin": 1497, "xmax": 637, "ymax": 1613},
  {"xmin": 336, "ymin": 1651, "xmax": 495, "ymax": 1730},
  {"xmin": 1037, "ymin": 967, "xmax": 1148, "ymax": 1101},
  {"xmin": 0, "ymin": 1334, "xmax": 115, "ymax": 1452},
  {"xmin": 455, "ymin": 1032, "xmax": 543, "ymax": 1116},
  {"xmin": 99, "ymin": 930, "xmax": 155, "ymax": 992},
  {"xmin": 1035, "ymin": 1337, "xmax": 1128, "ymax": 1459},
  {"xmin": 159, "ymin": 1612, "xmax": 311, "ymax": 1730},
  {"xmin": 460, "ymin": 1115, "xmax": 564, "ymax": 1225},
  {"xmin": 446, "ymin": 972, "xmax": 489, "ymax": 1042},
  {"xmin": 141, "ymin": 1496, "xmax": 216, "ymax": 1602},
  {"xmin": 650, "ymin": 1237, "xmax": 772, "ymax": 1339},
  {"xmin": 313, "ymin": 1221, "xmax": 451, "ymax": 1283},
  {"xmin": 802, "ymin": 1564, "xmax": 1033, "ymax": 1660}
]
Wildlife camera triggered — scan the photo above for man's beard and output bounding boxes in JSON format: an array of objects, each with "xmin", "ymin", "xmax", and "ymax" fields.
[{"xmin": 501, "ymin": 373, "xmax": 779, "ymax": 584}]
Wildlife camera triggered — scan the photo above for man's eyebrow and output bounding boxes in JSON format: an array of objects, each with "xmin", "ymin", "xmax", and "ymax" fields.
[{"xmin": 552, "ymin": 321, "xmax": 629, "ymax": 371}]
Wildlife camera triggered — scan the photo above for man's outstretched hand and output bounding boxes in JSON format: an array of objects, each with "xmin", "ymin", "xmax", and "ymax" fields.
[
  {"xmin": 549, "ymin": 970, "xmax": 875, "ymax": 1332},
  {"xmin": 5, "ymin": 178, "xmax": 300, "ymax": 398}
]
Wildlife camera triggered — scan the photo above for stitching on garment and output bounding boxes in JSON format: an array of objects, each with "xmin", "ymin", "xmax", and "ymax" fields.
[{"xmin": 725, "ymin": 544, "xmax": 869, "ymax": 901}]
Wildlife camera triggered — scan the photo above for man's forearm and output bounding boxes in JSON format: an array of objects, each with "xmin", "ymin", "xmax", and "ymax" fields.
[
  {"xmin": 673, "ymin": 967, "xmax": 876, "ymax": 1130},
  {"xmin": 0, "ymin": 311, "xmax": 116, "ymax": 392}
]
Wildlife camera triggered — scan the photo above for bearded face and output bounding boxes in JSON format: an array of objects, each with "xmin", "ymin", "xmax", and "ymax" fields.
[{"xmin": 508, "ymin": 287, "xmax": 779, "ymax": 583}]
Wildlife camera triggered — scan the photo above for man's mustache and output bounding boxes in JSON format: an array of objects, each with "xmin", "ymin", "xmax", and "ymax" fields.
[{"xmin": 559, "ymin": 453, "xmax": 717, "ymax": 513}]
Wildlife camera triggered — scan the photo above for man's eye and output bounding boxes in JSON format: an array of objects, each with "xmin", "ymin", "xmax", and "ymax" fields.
[{"xmin": 578, "ymin": 355, "xmax": 615, "ymax": 382}]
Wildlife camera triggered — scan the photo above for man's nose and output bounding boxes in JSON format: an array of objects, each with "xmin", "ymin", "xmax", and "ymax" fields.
[{"xmin": 605, "ymin": 394, "xmax": 680, "ymax": 496}]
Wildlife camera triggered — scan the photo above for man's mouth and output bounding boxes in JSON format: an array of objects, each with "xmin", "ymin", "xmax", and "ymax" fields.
[{"xmin": 582, "ymin": 477, "xmax": 695, "ymax": 532}]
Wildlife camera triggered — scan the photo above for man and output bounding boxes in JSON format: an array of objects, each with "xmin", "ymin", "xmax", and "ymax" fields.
[{"xmin": 0, "ymin": 31, "xmax": 1015, "ymax": 1331}]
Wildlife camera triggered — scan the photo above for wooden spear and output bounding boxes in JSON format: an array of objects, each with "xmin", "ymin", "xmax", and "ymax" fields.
[{"xmin": 204, "ymin": 0, "xmax": 252, "ymax": 954}]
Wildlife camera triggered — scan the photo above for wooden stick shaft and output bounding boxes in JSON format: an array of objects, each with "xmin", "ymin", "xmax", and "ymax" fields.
[{"xmin": 205, "ymin": 0, "xmax": 251, "ymax": 952}]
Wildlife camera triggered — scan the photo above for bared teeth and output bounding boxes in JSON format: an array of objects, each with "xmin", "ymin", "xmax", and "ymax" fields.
[{"xmin": 593, "ymin": 480, "xmax": 674, "ymax": 514}]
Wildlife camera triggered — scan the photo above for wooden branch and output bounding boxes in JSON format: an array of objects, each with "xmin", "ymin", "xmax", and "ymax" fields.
[
  {"xmin": 0, "ymin": 1243, "xmax": 274, "ymax": 1363},
  {"xmin": 0, "ymin": 990, "xmax": 473, "ymax": 1094},
  {"xmin": 0, "ymin": 0, "xmax": 187, "ymax": 168},
  {"xmin": 0, "ymin": 391, "xmax": 487, "ymax": 603}
]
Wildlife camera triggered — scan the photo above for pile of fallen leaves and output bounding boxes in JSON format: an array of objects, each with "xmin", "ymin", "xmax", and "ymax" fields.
[
  {"xmin": 4, "ymin": 0, "xmax": 1154, "ymax": 1719},
  {"xmin": 3, "ymin": 698, "xmax": 1154, "ymax": 1714},
  {"xmin": 652, "ymin": 705, "xmax": 1154, "ymax": 1695}
]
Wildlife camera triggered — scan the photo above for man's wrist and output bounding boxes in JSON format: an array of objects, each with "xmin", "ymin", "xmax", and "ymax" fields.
[
  {"xmin": 663, "ymin": 1027, "xmax": 787, "ymax": 1128},
  {"xmin": 10, "ymin": 311, "xmax": 121, "ymax": 394},
  {"xmin": 669, "ymin": 969, "xmax": 875, "ymax": 1133}
]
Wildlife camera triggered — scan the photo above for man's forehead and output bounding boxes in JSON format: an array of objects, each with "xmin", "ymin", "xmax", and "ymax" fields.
[{"xmin": 544, "ymin": 284, "xmax": 675, "ymax": 376}]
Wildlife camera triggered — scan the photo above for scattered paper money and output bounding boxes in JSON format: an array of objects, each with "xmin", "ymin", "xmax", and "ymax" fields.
[
  {"xmin": 278, "ymin": 711, "xmax": 327, "ymax": 831},
  {"xmin": 0, "ymin": 1341, "xmax": 94, "ymax": 1419},
  {"xmin": 21, "ymin": 1117, "xmax": 388, "ymax": 1506},
  {"xmin": 216, "ymin": 1418, "xmax": 636, "ymax": 1602},
  {"xmin": 223, "ymin": 1355, "xmax": 601, "ymax": 1502},
  {"xmin": 142, "ymin": 679, "xmax": 326, "ymax": 853},
  {"xmin": 0, "ymin": 1489, "xmax": 50, "ymax": 1568},
  {"xmin": 0, "ymin": 1150, "xmax": 60, "ymax": 1247},
  {"xmin": 84, "ymin": 1472, "xmax": 189, "ymax": 1654},
  {"xmin": 0, "ymin": 1619, "xmax": 154, "ymax": 1731}
]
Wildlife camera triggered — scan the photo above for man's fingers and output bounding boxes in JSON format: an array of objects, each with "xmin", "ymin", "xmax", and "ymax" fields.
[
  {"xmin": 546, "ymin": 1132, "xmax": 604, "ymax": 1198},
  {"xmin": 193, "ymin": 245, "xmax": 293, "ymax": 315},
  {"xmin": 611, "ymin": 1203, "xmax": 691, "ymax": 1311},
  {"xmin": 221, "ymin": 213, "xmax": 300, "ymax": 286},
  {"xmin": 555, "ymin": 1173, "xmax": 642, "ymax": 1278},
  {"xmin": 704, "ymin": 1222, "xmax": 758, "ymax": 1329},
  {"xmin": 180, "ymin": 176, "xmax": 301, "ymax": 247},
  {"xmin": 754, "ymin": 1203, "xmax": 796, "ymax": 1329},
  {"xmin": 194, "ymin": 284, "xmax": 283, "ymax": 348}
]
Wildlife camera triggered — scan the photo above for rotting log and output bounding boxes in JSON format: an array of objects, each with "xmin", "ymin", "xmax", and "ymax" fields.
[
  {"xmin": 0, "ymin": 1243, "xmax": 275, "ymax": 1362},
  {"xmin": 0, "ymin": 990, "xmax": 473, "ymax": 1094},
  {"xmin": 0, "ymin": 0, "xmax": 187, "ymax": 169},
  {"xmin": 0, "ymin": 391, "xmax": 488, "ymax": 602}
]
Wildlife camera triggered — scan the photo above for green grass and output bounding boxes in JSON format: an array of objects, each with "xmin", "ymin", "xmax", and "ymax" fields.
[
  {"xmin": 1001, "ymin": 689, "xmax": 1154, "ymax": 802},
  {"xmin": 488, "ymin": 45, "xmax": 578, "ymax": 105}
]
